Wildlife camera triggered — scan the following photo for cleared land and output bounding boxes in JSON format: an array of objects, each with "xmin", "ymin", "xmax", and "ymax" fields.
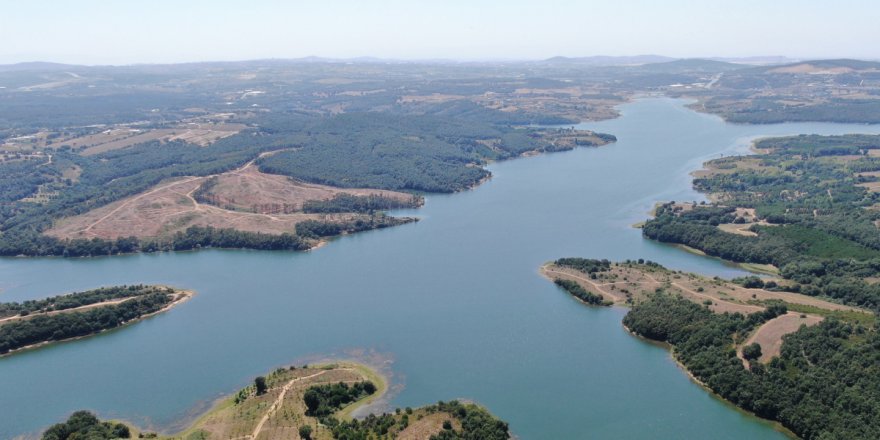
[
  {"xmin": 162, "ymin": 363, "xmax": 382, "ymax": 440},
  {"xmin": 203, "ymin": 165, "xmax": 415, "ymax": 213},
  {"xmin": 397, "ymin": 412, "xmax": 462, "ymax": 440},
  {"xmin": 47, "ymin": 124, "xmax": 247, "ymax": 155},
  {"xmin": 46, "ymin": 160, "xmax": 415, "ymax": 240},
  {"xmin": 741, "ymin": 312, "xmax": 823, "ymax": 363},
  {"xmin": 128, "ymin": 362, "xmax": 490, "ymax": 440},
  {"xmin": 541, "ymin": 261, "xmax": 871, "ymax": 364}
]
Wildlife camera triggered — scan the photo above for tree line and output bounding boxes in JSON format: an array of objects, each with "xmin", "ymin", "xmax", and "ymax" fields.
[
  {"xmin": 0, "ymin": 291, "xmax": 174, "ymax": 354},
  {"xmin": 624, "ymin": 293, "xmax": 879, "ymax": 440}
]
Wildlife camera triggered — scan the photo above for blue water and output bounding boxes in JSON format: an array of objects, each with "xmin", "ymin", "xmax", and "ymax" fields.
[{"xmin": 2, "ymin": 98, "xmax": 879, "ymax": 439}]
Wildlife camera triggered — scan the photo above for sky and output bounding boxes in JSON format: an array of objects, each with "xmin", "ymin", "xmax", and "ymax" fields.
[{"xmin": 1, "ymin": 0, "xmax": 878, "ymax": 65}]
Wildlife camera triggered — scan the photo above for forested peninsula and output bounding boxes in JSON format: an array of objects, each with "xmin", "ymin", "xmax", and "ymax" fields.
[
  {"xmin": 0, "ymin": 285, "xmax": 191, "ymax": 356},
  {"xmin": 622, "ymin": 134, "xmax": 880, "ymax": 439},
  {"xmin": 544, "ymin": 257, "xmax": 878, "ymax": 439}
]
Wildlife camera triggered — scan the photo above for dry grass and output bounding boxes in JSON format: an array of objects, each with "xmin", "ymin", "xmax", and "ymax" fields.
[
  {"xmin": 398, "ymin": 412, "xmax": 461, "ymax": 440},
  {"xmin": 541, "ymin": 263, "xmax": 864, "ymax": 314},
  {"xmin": 180, "ymin": 365, "xmax": 370, "ymax": 440},
  {"xmin": 47, "ymin": 124, "xmax": 247, "ymax": 156},
  {"xmin": 768, "ymin": 64, "xmax": 858, "ymax": 75},
  {"xmin": 857, "ymin": 181, "xmax": 880, "ymax": 193},
  {"xmin": 742, "ymin": 312, "xmax": 823, "ymax": 363},
  {"xmin": 397, "ymin": 94, "xmax": 467, "ymax": 104},
  {"xmin": 543, "ymin": 262, "xmax": 872, "ymax": 365},
  {"xmin": 691, "ymin": 157, "xmax": 767, "ymax": 178},
  {"xmin": 717, "ymin": 223, "xmax": 758, "ymax": 236},
  {"xmin": 205, "ymin": 166, "xmax": 412, "ymax": 213}
]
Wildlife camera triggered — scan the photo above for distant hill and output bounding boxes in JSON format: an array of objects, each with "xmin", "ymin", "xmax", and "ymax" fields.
[
  {"xmin": 541, "ymin": 55, "xmax": 676, "ymax": 66},
  {"xmin": 634, "ymin": 58, "xmax": 749, "ymax": 74},
  {"xmin": 708, "ymin": 56, "xmax": 799, "ymax": 65},
  {"xmin": 0, "ymin": 61, "xmax": 77, "ymax": 72},
  {"xmin": 761, "ymin": 59, "xmax": 880, "ymax": 74}
]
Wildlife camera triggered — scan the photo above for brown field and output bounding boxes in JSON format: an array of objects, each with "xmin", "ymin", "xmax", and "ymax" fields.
[
  {"xmin": 398, "ymin": 94, "xmax": 467, "ymax": 104},
  {"xmin": 857, "ymin": 181, "xmax": 880, "ymax": 193},
  {"xmin": 170, "ymin": 364, "xmax": 376, "ymax": 440},
  {"xmin": 398, "ymin": 412, "xmax": 462, "ymax": 440},
  {"xmin": 46, "ymin": 161, "xmax": 414, "ymax": 240},
  {"xmin": 768, "ymin": 64, "xmax": 859, "ymax": 75},
  {"xmin": 48, "ymin": 124, "xmax": 247, "ymax": 155},
  {"xmin": 543, "ymin": 261, "xmax": 871, "ymax": 364},
  {"xmin": 167, "ymin": 123, "xmax": 247, "ymax": 146},
  {"xmin": 741, "ymin": 312, "xmax": 823, "ymax": 363},
  {"xmin": 717, "ymin": 223, "xmax": 758, "ymax": 236},
  {"xmin": 541, "ymin": 263, "xmax": 864, "ymax": 314},
  {"xmin": 205, "ymin": 165, "xmax": 414, "ymax": 213},
  {"xmin": 691, "ymin": 157, "xmax": 768, "ymax": 178},
  {"xmin": 134, "ymin": 361, "xmax": 478, "ymax": 440}
]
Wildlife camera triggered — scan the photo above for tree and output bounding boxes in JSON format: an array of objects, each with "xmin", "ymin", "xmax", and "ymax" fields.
[
  {"xmin": 298, "ymin": 425, "xmax": 312, "ymax": 440},
  {"xmin": 254, "ymin": 376, "xmax": 267, "ymax": 395},
  {"xmin": 742, "ymin": 342, "xmax": 763, "ymax": 361},
  {"xmin": 303, "ymin": 389, "xmax": 320, "ymax": 414}
]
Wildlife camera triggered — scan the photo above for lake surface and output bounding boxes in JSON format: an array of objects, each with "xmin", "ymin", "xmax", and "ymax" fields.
[{"xmin": 3, "ymin": 98, "xmax": 880, "ymax": 439}]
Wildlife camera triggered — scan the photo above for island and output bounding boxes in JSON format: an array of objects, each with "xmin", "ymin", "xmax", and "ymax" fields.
[
  {"xmin": 40, "ymin": 362, "xmax": 511, "ymax": 440},
  {"xmin": 0, "ymin": 285, "xmax": 192, "ymax": 356}
]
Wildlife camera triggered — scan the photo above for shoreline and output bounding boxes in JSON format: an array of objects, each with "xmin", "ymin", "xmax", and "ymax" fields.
[
  {"xmin": 9, "ymin": 132, "xmax": 615, "ymax": 261},
  {"xmin": 622, "ymin": 322, "xmax": 798, "ymax": 439},
  {"xmin": 0, "ymin": 288, "xmax": 194, "ymax": 358},
  {"xmin": 158, "ymin": 360, "xmax": 389, "ymax": 439}
]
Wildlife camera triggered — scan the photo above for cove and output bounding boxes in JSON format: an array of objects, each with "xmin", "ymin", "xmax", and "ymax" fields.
[{"xmin": 2, "ymin": 98, "xmax": 880, "ymax": 439}]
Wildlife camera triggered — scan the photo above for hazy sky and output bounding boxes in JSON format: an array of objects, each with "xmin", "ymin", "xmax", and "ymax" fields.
[{"xmin": 2, "ymin": 0, "xmax": 878, "ymax": 65}]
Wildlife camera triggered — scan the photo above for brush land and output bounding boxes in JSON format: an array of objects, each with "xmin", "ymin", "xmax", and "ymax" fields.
[{"xmin": 41, "ymin": 362, "xmax": 511, "ymax": 440}]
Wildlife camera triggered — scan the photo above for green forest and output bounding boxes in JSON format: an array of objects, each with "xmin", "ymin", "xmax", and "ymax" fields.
[
  {"xmin": 325, "ymin": 400, "xmax": 510, "ymax": 440},
  {"xmin": 41, "ymin": 411, "xmax": 130, "ymax": 440},
  {"xmin": 552, "ymin": 279, "xmax": 611, "ymax": 306},
  {"xmin": 637, "ymin": 134, "xmax": 880, "ymax": 438},
  {"xmin": 256, "ymin": 113, "xmax": 606, "ymax": 193},
  {"xmin": 0, "ymin": 107, "xmax": 610, "ymax": 257},
  {"xmin": 643, "ymin": 135, "xmax": 880, "ymax": 310},
  {"xmin": 0, "ymin": 285, "xmax": 179, "ymax": 355},
  {"xmin": 0, "ymin": 285, "xmax": 174, "ymax": 318},
  {"xmin": 624, "ymin": 293, "xmax": 880, "ymax": 440}
]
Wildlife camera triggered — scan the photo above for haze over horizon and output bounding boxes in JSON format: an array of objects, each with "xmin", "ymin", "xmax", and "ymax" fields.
[{"xmin": 2, "ymin": 0, "xmax": 878, "ymax": 65}]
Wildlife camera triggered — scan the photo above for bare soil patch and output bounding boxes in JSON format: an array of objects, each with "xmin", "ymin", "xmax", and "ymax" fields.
[
  {"xmin": 542, "ymin": 263, "xmax": 864, "ymax": 314},
  {"xmin": 857, "ymin": 181, "xmax": 880, "ymax": 193},
  {"xmin": 49, "ymin": 124, "xmax": 247, "ymax": 156},
  {"xmin": 741, "ymin": 312, "xmax": 823, "ymax": 363},
  {"xmin": 398, "ymin": 412, "xmax": 461, "ymax": 440},
  {"xmin": 46, "ymin": 161, "xmax": 411, "ymax": 240},
  {"xmin": 204, "ymin": 165, "xmax": 413, "ymax": 213},
  {"xmin": 187, "ymin": 364, "xmax": 372, "ymax": 440}
]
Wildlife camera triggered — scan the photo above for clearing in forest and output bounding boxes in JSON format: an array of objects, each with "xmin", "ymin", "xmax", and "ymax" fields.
[
  {"xmin": 46, "ymin": 161, "xmax": 416, "ymax": 240},
  {"xmin": 541, "ymin": 260, "xmax": 872, "ymax": 364}
]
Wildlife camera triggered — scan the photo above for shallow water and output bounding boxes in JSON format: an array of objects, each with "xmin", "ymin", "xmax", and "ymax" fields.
[{"xmin": 2, "ymin": 98, "xmax": 880, "ymax": 439}]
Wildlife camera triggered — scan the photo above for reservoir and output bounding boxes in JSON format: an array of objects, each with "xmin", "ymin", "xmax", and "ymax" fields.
[{"xmin": 2, "ymin": 98, "xmax": 880, "ymax": 439}]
